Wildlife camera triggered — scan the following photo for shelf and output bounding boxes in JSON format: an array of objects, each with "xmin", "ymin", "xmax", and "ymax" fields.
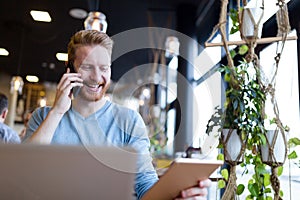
[{"xmin": 205, "ymin": 35, "xmax": 298, "ymax": 47}]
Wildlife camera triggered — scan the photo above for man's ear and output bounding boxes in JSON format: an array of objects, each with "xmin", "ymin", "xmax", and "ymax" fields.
[{"xmin": 1, "ymin": 108, "xmax": 8, "ymax": 120}]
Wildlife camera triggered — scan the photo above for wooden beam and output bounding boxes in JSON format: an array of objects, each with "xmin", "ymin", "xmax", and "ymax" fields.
[{"xmin": 205, "ymin": 36, "xmax": 298, "ymax": 47}]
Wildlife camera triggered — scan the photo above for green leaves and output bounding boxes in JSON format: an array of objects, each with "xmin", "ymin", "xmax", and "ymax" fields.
[
  {"xmin": 237, "ymin": 184, "xmax": 245, "ymax": 195},
  {"xmin": 239, "ymin": 45, "xmax": 249, "ymax": 55},
  {"xmin": 280, "ymin": 190, "xmax": 284, "ymax": 197},
  {"xmin": 229, "ymin": 8, "xmax": 240, "ymax": 34},
  {"xmin": 217, "ymin": 153, "xmax": 225, "ymax": 161},
  {"xmin": 288, "ymin": 150, "xmax": 298, "ymax": 159},
  {"xmin": 258, "ymin": 133, "xmax": 267, "ymax": 146},
  {"xmin": 288, "ymin": 137, "xmax": 300, "ymax": 160},
  {"xmin": 277, "ymin": 166, "xmax": 283, "ymax": 176},
  {"xmin": 224, "ymin": 73, "xmax": 231, "ymax": 82},
  {"xmin": 218, "ymin": 180, "xmax": 226, "ymax": 189},
  {"xmin": 263, "ymin": 173, "xmax": 270, "ymax": 187},
  {"xmin": 248, "ymin": 181, "xmax": 260, "ymax": 197},
  {"xmin": 288, "ymin": 137, "xmax": 300, "ymax": 147},
  {"xmin": 221, "ymin": 169, "xmax": 229, "ymax": 181}
]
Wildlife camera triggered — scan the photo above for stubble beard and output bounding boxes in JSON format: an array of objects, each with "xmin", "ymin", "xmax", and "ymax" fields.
[{"xmin": 81, "ymin": 81, "xmax": 110, "ymax": 102}]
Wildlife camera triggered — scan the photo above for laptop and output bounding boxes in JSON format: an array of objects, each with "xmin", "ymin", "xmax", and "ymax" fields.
[{"xmin": 0, "ymin": 143, "xmax": 138, "ymax": 200}]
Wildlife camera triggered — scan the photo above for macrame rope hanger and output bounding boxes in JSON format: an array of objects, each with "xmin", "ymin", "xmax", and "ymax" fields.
[{"xmin": 204, "ymin": 0, "xmax": 297, "ymax": 199}]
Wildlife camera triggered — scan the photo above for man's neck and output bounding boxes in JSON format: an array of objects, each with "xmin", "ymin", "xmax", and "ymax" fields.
[{"xmin": 72, "ymin": 98, "xmax": 107, "ymax": 118}]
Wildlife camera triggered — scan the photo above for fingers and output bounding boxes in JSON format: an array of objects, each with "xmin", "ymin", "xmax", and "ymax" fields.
[
  {"xmin": 199, "ymin": 179, "xmax": 211, "ymax": 188},
  {"xmin": 57, "ymin": 73, "xmax": 83, "ymax": 93},
  {"xmin": 179, "ymin": 187, "xmax": 208, "ymax": 198},
  {"xmin": 59, "ymin": 75, "xmax": 83, "ymax": 91},
  {"xmin": 175, "ymin": 196, "xmax": 207, "ymax": 200},
  {"xmin": 175, "ymin": 179, "xmax": 211, "ymax": 200}
]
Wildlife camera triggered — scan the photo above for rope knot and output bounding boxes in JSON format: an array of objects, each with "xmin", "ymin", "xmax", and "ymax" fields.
[
  {"xmin": 276, "ymin": 0, "xmax": 285, "ymax": 8},
  {"xmin": 274, "ymin": 53, "xmax": 281, "ymax": 63}
]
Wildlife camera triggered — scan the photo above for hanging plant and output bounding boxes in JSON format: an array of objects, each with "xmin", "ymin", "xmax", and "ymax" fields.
[{"xmin": 204, "ymin": 0, "xmax": 294, "ymax": 199}]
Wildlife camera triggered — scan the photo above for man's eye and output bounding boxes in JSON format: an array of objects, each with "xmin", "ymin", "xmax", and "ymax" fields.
[
  {"xmin": 101, "ymin": 67, "xmax": 109, "ymax": 72},
  {"xmin": 81, "ymin": 65, "xmax": 92, "ymax": 70}
]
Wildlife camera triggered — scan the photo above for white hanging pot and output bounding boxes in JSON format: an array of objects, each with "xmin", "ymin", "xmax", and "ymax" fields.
[
  {"xmin": 222, "ymin": 129, "xmax": 243, "ymax": 162},
  {"xmin": 241, "ymin": 7, "xmax": 264, "ymax": 39},
  {"xmin": 261, "ymin": 130, "xmax": 286, "ymax": 164}
]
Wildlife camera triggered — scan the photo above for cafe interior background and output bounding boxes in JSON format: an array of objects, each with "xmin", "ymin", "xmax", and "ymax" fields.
[{"xmin": 0, "ymin": 0, "xmax": 300, "ymax": 198}]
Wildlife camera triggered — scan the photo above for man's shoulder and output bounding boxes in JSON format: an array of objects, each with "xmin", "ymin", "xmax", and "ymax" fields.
[
  {"xmin": 0, "ymin": 123, "xmax": 20, "ymax": 143},
  {"xmin": 0, "ymin": 122, "xmax": 16, "ymax": 133}
]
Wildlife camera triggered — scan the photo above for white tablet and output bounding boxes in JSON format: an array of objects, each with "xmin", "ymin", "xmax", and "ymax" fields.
[{"xmin": 142, "ymin": 158, "xmax": 223, "ymax": 200}]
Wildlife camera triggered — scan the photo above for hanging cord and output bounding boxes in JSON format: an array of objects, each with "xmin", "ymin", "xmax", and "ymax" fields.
[
  {"xmin": 276, "ymin": 0, "xmax": 291, "ymax": 37},
  {"xmin": 220, "ymin": 128, "xmax": 247, "ymax": 200},
  {"xmin": 220, "ymin": 165, "xmax": 237, "ymax": 200},
  {"xmin": 241, "ymin": 0, "xmax": 264, "ymax": 63},
  {"xmin": 271, "ymin": 166, "xmax": 283, "ymax": 200},
  {"xmin": 206, "ymin": 0, "xmax": 242, "ymax": 199},
  {"xmin": 206, "ymin": 0, "xmax": 235, "ymax": 72},
  {"xmin": 95, "ymin": 0, "xmax": 99, "ymax": 11},
  {"xmin": 263, "ymin": 1, "xmax": 291, "ymax": 199}
]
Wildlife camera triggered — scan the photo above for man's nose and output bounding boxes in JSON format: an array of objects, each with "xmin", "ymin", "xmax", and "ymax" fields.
[{"xmin": 90, "ymin": 67, "xmax": 105, "ymax": 80}]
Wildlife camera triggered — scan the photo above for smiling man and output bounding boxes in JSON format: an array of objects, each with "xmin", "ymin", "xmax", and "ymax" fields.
[{"xmin": 26, "ymin": 30, "xmax": 211, "ymax": 199}]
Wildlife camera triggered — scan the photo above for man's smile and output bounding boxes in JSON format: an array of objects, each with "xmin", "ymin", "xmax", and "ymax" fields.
[{"xmin": 83, "ymin": 82, "xmax": 105, "ymax": 93}]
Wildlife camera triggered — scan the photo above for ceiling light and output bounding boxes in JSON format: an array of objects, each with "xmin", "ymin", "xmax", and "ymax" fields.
[
  {"xmin": 10, "ymin": 76, "xmax": 24, "ymax": 94},
  {"xmin": 56, "ymin": 53, "xmax": 68, "ymax": 61},
  {"xmin": 69, "ymin": 8, "xmax": 88, "ymax": 19},
  {"xmin": 30, "ymin": 10, "xmax": 52, "ymax": 22},
  {"xmin": 39, "ymin": 97, "xmax": 47, "ymax": 107},
  {"xmin": 165, "ymin": 36, "xmax": 180, "ymax": 58},
  {"xmin": 0, "ymin": 48, "xmax": 9, "ymax": 56},
  {"xmin": 84, "ymin": 12, "xmax": 108, "ymax": 33},
  {"xmin": 26, "ymin": 75, "xmax": 39, "ymax": 83}
]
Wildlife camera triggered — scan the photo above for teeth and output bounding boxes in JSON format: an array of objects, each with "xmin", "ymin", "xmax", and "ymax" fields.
[
  {"xmin": 83, "ymin": 81, "xmax": 104, "ymax": 89},
  {"xmin": 86, "ymin": 84, "xmax": 99, "ymax": 88}
]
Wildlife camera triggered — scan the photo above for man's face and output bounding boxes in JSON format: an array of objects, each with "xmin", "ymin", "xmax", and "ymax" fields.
[{"xmin": 73, "ymin": 45, "xmax": 111, "ymax": 101}]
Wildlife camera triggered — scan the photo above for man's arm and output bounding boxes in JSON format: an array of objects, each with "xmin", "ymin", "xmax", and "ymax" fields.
[
  {"xmin": 27, "ymin": 109, "xmax": 64, "ymax": 144},
  {"xmin": 28, "ymin": 70, "xmax": 82, "ymax": 144}
]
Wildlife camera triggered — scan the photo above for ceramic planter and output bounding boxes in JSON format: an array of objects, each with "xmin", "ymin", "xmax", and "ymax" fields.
[
  {"xmin": 222, "ymin": 129, "xmax": 244, "ymax": 163},
  {"xmin": 241, "ymin": 7, "xmax": 264, "ymax": 39},
  {"xmin": 261, "ymin": 130, "xmax": 286, "ymax": 164}
]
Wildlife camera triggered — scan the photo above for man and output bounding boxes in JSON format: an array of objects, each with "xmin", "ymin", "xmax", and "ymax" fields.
[
  {"xmin": 26, "ymin": 30, "xmax": 211, "ymax": 199},
  {"xmin": 0, "ymin": 93, "xmax": 21, "ymax": 143}
]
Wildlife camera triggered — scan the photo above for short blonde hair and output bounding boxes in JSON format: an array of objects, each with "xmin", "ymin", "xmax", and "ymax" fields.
[{"xmin": 67, "ymin": 30, "xmax": 113, "ymax": 63}]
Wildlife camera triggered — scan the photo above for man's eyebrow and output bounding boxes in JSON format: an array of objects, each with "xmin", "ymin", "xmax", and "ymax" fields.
[{"xmin": 80, "ymin": 63, "xmax": 111, "ymax": 67}]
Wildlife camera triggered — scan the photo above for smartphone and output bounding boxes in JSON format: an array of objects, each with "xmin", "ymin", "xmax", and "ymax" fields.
[{"xmin": 67, "ymin": 62, "xmax": 81, "ymax": 98}]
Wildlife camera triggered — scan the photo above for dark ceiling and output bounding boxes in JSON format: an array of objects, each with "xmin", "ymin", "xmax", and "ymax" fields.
[
  {"xmin": 0, "ymin": 0, "xmax": 219, "ymax": 83},
  {"xmin": 0, "ymin": 0, "xmax": 299, "ymax": 84}
]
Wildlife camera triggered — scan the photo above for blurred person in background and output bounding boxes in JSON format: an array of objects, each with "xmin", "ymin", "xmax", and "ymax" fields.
[
  {"xmin": 19, "ymin": 109, "xmax": 34, "ymax": 141},
  {"xmin": 0, "ymin": 92, "xmax": 21, "ymax": 143}
]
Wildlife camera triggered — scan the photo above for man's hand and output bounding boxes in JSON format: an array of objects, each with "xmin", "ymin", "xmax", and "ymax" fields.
[
  {"xmin": 52, "ymin": 68, "xmax": 83, "ymax": 115},
  {"xmin": 175, "ymin": 179, "xmax": 211, "ymax": 200}
]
